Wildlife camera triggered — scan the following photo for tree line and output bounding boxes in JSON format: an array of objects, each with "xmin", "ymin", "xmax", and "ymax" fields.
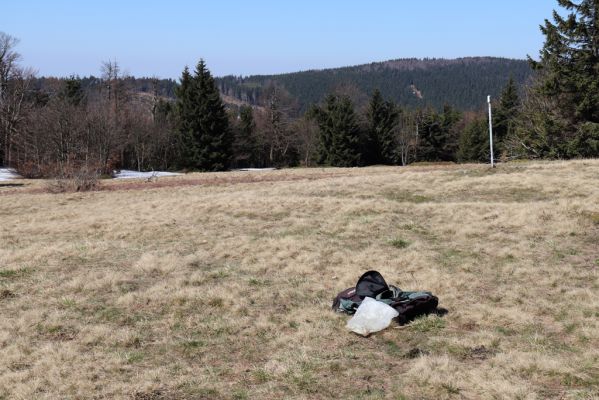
[
  {"xmin": 0, "ymin": 0, "xmax": 597, "ymax": 177},
  {"xmin": 0, "ymin": 45, "xmax": 178, "ymax": 178}
]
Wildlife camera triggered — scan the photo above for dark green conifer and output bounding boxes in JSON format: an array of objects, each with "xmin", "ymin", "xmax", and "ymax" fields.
[
  {"xmin": 310, "ymin": 94, "xmax": 362, "ymax": 167},
  {"xmin": 365, "ymin": 89, "xmax": 399, "ymax": 164},
  {"xmin": 175, "ymin": 66, "xmax": 195, "ymax": 168},
  {"xmin": 520, "ymin": 0, "xmax": 599, "ymax": 158},
  {"xmin": 493, "ymin": 77, "xmax": 520, "ymax": 152},
  {"xmin": 418, "ymin": 105, "xmax": 460, "ymax": 161},
  {"xmin": 233, "ymin": 105, "xmax": 259, "ymax": 168},
  {"xmin": 61, "ymin": 75, "xmax": 86, "ymax": 106},
  {"xmin": 457, "ymin": 118, "xmax": 489, "ymax": 162},
  {"xmin": 175, "ymin": 60, "xmax": 232, "ymax": 170}
]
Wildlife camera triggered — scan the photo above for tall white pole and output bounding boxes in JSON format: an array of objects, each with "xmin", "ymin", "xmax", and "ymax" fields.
[{"xmin": 487, "ymin": 95, "xmax": 495, "ymax": 168}]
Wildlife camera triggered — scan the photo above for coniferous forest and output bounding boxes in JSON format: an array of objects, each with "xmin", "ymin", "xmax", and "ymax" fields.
[
  {"xmin": 216, "ymin": 57, "xmax": 532, "ymax": 112},
  {"xmin": 0, "ymin": 0, "xmax": 598, "ymax": 179}
]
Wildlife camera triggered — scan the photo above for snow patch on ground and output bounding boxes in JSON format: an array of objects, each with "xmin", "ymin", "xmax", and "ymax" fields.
[
  {"xmin": 113, "ymin": 170, "xmax": 182, "ymax": 179},
  {"xmin": 0, "ymin": 168, "xmax": 21, "ymax": 181}
]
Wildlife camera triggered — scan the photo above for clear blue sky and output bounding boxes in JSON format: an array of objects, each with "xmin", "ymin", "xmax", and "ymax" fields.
[{"xmin": 1, "ymin": 0, "xmax": 558, "ymax": 79}]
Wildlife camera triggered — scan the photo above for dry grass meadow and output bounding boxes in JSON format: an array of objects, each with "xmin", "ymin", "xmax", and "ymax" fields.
[{"xmin": 1, "ymin": 160, "xmax": 599, "ymax": 399}]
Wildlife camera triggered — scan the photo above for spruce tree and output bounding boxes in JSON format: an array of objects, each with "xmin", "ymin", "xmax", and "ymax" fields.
[
  {"xmin": 493, "ymin": 77, "xmax": 520, "ymax": 152},
  {"xmin": 440, "ymin": 105, "xmax": 462, "ymax": 161},
  {"xmin": 175, "ymin": 66, "xmax": 196, "ymax": 168},
  {"xmin": 310, "ymin": 94, "xmax": 362, "ymax": 167},
  {"xmin": 418, "ymin": 105, "xmax": 460, "ymax": 161},
  {"xmin": 365, "ymin": 89, "xmax": 399, "ymax": 165},
  {"xmin": 523, "ymin": 0, "xmax": 599, "ymax": 157},
  {"xmin": 331, "ymin": 96, "xmax": 361, "ymax": 167},
  {"xmin": 233, "ymin": 105, "xmax": 258, "ymax": 168},
  {"xmin": 457, "ymin": 118, "xmax": 489, "ymax": 162},
  {"xmin": 417, "ymin": 108, "xmax": 442, "ymax": 161},
  {"xmin": 175, "ymin": 60, "xmax": 232, "ymax": 170}
]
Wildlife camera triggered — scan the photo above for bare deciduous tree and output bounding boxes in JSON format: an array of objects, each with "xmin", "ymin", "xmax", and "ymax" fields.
[
  {"xmin": 0, "ymin": 32, "xmax": 21, "ymax": 100},
  {"xmin": 256, "ymin": 83, "xmax": 300, "ymax": 166},
  {"xmin": 292, "ymin": 116, "xmax": 318, "ymax": 166},
  {"xmin": 396, "ymin": 111, "xmax": 419, "ymax": 166},
  {"xmin": 101, "ymin": 59, "xmax": 120, "ymax": 104},
  {"xmin": 0, "ymin": 32, "xmax": 34, "ymax": 167}
]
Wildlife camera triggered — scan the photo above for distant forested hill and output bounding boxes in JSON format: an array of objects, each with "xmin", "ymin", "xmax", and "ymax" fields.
[
  {"xmin": 215, "ymin": 57, "xmax": 532, "ymax": 111},
  {"xmin": 31, "ymin": 57, "xmax": 532, "ymax": 113}
]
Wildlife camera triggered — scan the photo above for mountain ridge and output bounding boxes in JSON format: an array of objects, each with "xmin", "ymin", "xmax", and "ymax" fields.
[
  {"xmin": 239, "ymin": 56, "xmax": 526, "ymax": 75},
  {"xmin": 216, "ymin": 56, "xmax": 532, "ymax": 112}
]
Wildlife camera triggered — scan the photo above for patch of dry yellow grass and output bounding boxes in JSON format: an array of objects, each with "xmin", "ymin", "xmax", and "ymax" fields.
[{"xmin": 1, "ymin": 160, "xmax": 599, "ymax": 399}]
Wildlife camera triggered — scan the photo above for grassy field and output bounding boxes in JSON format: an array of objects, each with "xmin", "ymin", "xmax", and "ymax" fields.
[{"xmin": 1, "ymin": 160, "xmax": 599, "ymax": 399}]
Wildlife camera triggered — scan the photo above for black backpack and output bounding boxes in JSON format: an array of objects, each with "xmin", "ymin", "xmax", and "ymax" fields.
[{"xmin": 332, "ymin": 270, "xmax": 440, "ymax": 325}]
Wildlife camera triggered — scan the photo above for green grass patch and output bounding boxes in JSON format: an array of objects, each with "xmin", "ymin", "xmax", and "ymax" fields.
[
  {"xmin": 36, "ymin": 323, "xmax": 77, "ymax": 340},
  {"xmin": 177, "ymin": 384, "xmax": 222, "ymax": 399},
  {"xmin": 252, "ymin": 368, "xmax": 272, "ymax": 384},
  {"xmin": 356, "ymin": 388, "xmax": 387, "ymax": 399},
  {"xmin": 97, "ymin": 306, "xmax": 124, "ymax": 322},
  {"xmin": 0, "ymin": 267, "xmax": 32, "ymax": 280},
  {"xmin": 437, "ymin": 248, "xmax": 469, "ymax": 268},
  {"xmin": 207, "ymin": 297, "xmax": 224, "ymax": 308},
  {"xmin": 389, "ymin": 237, "xmax": 410, "ymax": 249},
  {"xmin": 248, "ymin": 277, "xmax": 270, "ymax": 287},
  {"xmin": 92, "ymin": 305, "xmax": 150, "ymax": 326},
  {"xmin": 181, "ymin": 339, "xmax": 205, "ymax": 349},
  {"xmin": 410, "ymin": 315, "xmax": 446, "ymax": 333},
  {"xmin": 440, "ymin": 382, "xmax": 461, "ymax": 395},
  {"xmin": 587, "ymin": 211, "xmax": 599, "ymax": 225},
  {"xmin": 60, "ymin": 297, "xmax": 77, "ymax": 308},
  {"xmin": 232, "ymin": 389, "xmax": 249, "ymax": 400},
  {"xmin": 291, "ymin": 371, "xmax": 319, "ymax": 394},
  {"xmin": 125, "ymin": 351, "xmax": 144, "ymax": 364},
  {"xmin": 383, "ymin": 190, "xmax": 431, "ymax": 203},
  {"xmin": 384, "ymin": 340, "xmax": 403, "ymax": 356},
  {"xmin": 564, "ymin": 322, "xmax": 578, "ymax": 334}
]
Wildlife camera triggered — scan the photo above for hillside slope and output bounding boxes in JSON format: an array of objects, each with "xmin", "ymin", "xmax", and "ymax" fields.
[{"xmin": 216, "ymin": 57, "xmax": 532, "ymax": 111}]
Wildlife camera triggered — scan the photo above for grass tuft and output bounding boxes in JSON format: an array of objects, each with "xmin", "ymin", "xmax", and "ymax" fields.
[
  {"xmin": 388, "ymin": 237, "xmax": 410, "ymax": 249},
  {"xmin": 0, "ymin": 268, "xmax": 32, "ymax": 280},
  {"xmin": 410, "ymin": 315, "xmax": 446, "ymax": 333}
]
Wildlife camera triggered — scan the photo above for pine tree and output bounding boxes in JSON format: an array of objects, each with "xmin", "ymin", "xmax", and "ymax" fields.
[
  {"xmin": 365, "ymin": 89, "xmax": 399, "ymax": 164},
  {"xmin": 175, "ymin": 60, "xmax": 232, "ymax": 171},
  {"xmin": 522, "ymin": 0, "xmax": 599, "ymax": 157}
]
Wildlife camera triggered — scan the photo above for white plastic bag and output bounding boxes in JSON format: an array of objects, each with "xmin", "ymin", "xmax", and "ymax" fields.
[{"xmin": 346, "ymin": 297, "xmax": 399, "ymax": 336}]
